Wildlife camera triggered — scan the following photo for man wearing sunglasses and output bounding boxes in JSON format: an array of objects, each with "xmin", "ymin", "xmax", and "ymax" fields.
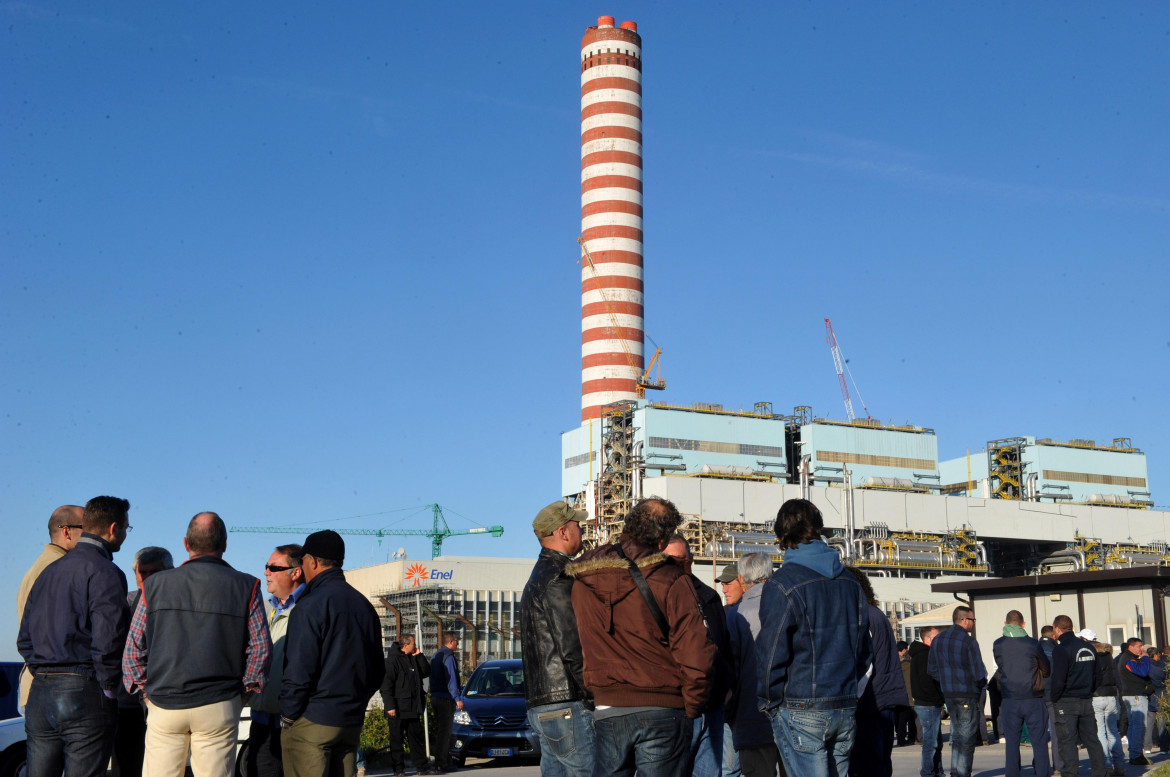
[{"xmin": 248, "ymin": 545, "xmax": 306, "ymax": 777}]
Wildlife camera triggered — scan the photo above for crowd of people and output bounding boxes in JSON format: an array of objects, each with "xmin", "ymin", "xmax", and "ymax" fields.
[
  {"xmin": 15, "ymin": 494, "xmax": 1169, "ymax": 777},
  {"xmin": 16, "ymin": 497, "xmax": 386, "ymax": 777},
  {"xmin": 518, "ymin": 495, "xmax": 1170, "ymax": 777}
]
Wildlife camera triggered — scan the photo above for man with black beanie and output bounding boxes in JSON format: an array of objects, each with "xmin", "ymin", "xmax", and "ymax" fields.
[{"xmin": 281, "ymin": 530, "xmax": 386, "ymax": 777}]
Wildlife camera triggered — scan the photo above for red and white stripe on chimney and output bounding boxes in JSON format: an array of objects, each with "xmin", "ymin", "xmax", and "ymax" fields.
[{"xmin": 580, "ymin": 15, "xmax": 643, "ymax": 424}]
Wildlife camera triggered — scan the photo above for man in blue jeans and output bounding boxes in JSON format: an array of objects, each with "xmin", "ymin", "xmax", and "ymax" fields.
[
  {"xmin": 569, "ymin": 497, "xmax": 716, "ymax": 777},
  {"xmin": 519, "ymin": 502, "xmax": 594, "ymax": 777},
  {"xmin": 756, "ymin": 499, "xmax": 872, "ymax": 777},
  {"xmin": 1117, "ymin": 637, "xmax": 1152, "ymax": 766},
  {"xmin": 927, "ymin": 607, "xmax": 987, "ymax": 777},
  {"xmin": 992, "ymin": 610, "xmax": 1051, "ymax": 777},
  {"xmin": 18, "ymin": 496, "xmax": 132, "ymax": 777},
  {"xmin": 909, "ymin": 626, "xmax": 944, "ymax": 777}
]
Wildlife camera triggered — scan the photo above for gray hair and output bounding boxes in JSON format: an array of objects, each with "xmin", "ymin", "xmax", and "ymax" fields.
[
  {"xmin": 738, "ymin": 552, "xmax": 774, "ymax": 585},
  {"xmin": 134, "ymin": 546, "xmax": 174, "ymax": 571}
]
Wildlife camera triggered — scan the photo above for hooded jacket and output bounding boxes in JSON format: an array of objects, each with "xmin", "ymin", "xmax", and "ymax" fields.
[
  {"xmin": 755, "ymin": 539, "xmax": 872, "ymax": 712},
  {"xmin": 992, "ymin": 625, "xmax": 1048, "ymax": 700},
  {"xmin": 567, "ymin": 535, "xmax": 716, "ymax": 717},
  {"xmin": 380, "ymin": 641, "xmax": 429, "ymax": 717},
  {"xmin": 1091, "ymin": 641, "xmax": 1118, "ymax": 698}
]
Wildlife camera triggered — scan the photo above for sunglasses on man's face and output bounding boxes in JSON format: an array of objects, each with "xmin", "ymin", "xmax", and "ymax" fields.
[{"xmin": 265, "ymin": 564, "xmax": 294, "ymax": 573}]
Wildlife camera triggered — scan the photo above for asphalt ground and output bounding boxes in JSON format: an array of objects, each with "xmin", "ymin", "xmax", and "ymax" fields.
[{"xmin": 366, "ymin": 743, "xmax": 1170, "ymax": 777}]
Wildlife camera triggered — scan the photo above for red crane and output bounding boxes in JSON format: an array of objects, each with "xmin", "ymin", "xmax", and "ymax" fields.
[{"xmin": 824, "ymin": 318, "xmax": 870, "ymax": 422}]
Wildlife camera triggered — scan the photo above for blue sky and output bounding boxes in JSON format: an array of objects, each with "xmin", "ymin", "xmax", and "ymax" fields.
[{"xmin": 3, "ymin": 2, "xmax": 1167, "ymax": 659}]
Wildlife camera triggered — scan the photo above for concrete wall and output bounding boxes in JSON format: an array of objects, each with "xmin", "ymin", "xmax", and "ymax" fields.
[{"xmin": 642, "ymin": 477, "xmax": 1170, "ymax": 546}]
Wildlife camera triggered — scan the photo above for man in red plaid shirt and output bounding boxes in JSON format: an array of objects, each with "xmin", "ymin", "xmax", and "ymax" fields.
[{"xmin": 123, "ymin": 512, "xmax": 271, "ymax": 777}]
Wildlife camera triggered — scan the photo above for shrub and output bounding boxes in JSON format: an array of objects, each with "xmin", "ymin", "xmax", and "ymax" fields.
[{"xmin": 361, "ymin": 704, "xmax": 390, "ymax": 756}]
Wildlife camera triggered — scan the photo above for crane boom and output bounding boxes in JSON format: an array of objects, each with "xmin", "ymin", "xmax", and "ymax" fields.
[
  {"xmin": 230, "ymin": 503, "xmax": 504, "ymax": 559},
  {"xmin": 825, "ymin": 318, "xmax": 854, "ymax": 421},
  {"xmin": 824, "ymin": 318, "xmax": 870, "ymax": 422}
]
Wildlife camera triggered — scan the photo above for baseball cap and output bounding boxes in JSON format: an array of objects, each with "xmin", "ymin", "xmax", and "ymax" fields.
[
  {"xmin": 716, "ymin": 565, "xmax": 739, "ymax": 583},
  {"xmin": 532, "ymin": 502, "xmax": 587, "ymax": 538},
  {"xmin": 1079, "ymin": 628, "xmax": 1098, "ymax": 642}
]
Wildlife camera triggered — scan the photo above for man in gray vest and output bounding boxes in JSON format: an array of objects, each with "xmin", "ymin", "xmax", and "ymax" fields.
[{"xmin": 123, "ymin": 512, "xmax": 272, "ymax": 777}]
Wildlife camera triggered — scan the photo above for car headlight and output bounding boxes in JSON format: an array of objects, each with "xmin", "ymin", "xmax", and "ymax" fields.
[{"xmin": 454, "ymin": 710, "xmax": 471, "ymax": 725}]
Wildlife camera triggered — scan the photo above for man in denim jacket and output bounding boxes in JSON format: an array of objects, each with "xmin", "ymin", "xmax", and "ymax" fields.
[{"xmin": 756, "ymin": 499, "xmax": 871, "ymax": 777}]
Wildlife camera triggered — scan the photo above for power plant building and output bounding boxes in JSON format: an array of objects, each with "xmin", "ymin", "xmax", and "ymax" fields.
[{"xmin": 939, "ymin": 437, "xmax": 1151, "ymax": 506}]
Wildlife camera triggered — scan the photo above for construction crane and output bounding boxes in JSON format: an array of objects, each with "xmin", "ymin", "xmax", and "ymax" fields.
[
  {"xmin": 578, "ymin": 236, "xmax": 666, "ymax": 396},
  {"xmin": 230, "ymin": 503, "xmax": 504, "ymax": 560},
  {"xmin": 824, "ymin": 318, "xmax": 870, "ymax": 422}
]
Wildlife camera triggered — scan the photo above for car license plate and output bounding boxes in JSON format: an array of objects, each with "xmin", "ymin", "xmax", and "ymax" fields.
[{"xmin": 487, "ymin": 748, "xmax": 513, "ymax": 757}]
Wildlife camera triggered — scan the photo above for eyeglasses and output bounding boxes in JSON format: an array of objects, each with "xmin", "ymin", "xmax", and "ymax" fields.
[
  {"xmin": 265, "ymin": 564, "xmax": 294, "ymax": 573},
  {"xmin": 125, "ymin": 525, "xmax": 133, "ymax": 533},
  {"xmin": 58, "ymin": 524, "xmax": 83, "ymax": 530},
  {"xmin": 964, "ymin": 617, "xmax": 977, "ymax": 622}
]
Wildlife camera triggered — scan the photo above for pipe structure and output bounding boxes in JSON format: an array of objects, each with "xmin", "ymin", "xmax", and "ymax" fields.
[
  {"xmin": 450, "ymin": 613, "xmax": 479, "ymax": 670},
  {"xmin": 420, "ymin": 604, "xmax": 444, "ymax": 649},
  {"xmin": 580, "ymin": 16, "xmax": 644, "ymax": 422},
  {"xmin": 844, "ymin": 468, "xmax": 855, "ymax": 561},
  {"xmin": 800, "ymin": 455, "xmax": 811, "ymax": 499},
  {"xmin": 378, "ymin": 596, "xmax": 403, "ymax": 639}
]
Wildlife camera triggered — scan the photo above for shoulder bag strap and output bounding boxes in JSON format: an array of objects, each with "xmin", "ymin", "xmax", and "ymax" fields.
[{"xmin": 614, "ymin": 544, "xmax": 670, "ymax": 643}]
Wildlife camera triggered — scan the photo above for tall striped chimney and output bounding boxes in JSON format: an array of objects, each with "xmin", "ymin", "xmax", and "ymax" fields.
[{"xmin": 580, "ymin": 16, "xmax": 643, "ymax": 423}]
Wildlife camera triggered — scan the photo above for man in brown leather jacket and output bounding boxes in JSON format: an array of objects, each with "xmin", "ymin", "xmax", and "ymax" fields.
[{"xmin": 568, "ymin": 497, "xmax": 716, "ymax": 777}]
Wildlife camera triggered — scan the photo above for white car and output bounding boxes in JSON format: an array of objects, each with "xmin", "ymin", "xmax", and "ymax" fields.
[{"xmin": 0, "ymin": 718, "xmax": 26, "ymax": 777}]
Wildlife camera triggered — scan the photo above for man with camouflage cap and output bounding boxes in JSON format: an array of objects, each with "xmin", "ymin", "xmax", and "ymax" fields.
[
  {"xmin": 519, "ymin": 502, "xmax": 593, "ymax": 777},
  {"xmin": 717, "ymin": 565, "xmax": 745, "ymax": 606}
]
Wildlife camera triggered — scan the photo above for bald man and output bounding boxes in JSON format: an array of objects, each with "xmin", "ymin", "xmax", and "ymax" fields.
[
  {"xmin": 123, "ymin": 512, "xmax": 271, "ymax": 777},
  {"xmin": 16, "ymin": 505, "xmax": 85, "ymax": 707}
]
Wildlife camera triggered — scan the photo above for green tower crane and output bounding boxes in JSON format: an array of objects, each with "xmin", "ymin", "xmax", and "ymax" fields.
[{"xmin": 230, "ymin": 503, "xmax": 504, "ymax": 560}]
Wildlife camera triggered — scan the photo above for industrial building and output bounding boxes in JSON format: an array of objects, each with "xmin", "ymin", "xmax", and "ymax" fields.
[
  {"xmin": 561, "ymin": 16, "xmax": 1166, "ymax": 617},
  {"xmin": 939, "ymin": 436, "xmax": 1151, "ymax": 506}
]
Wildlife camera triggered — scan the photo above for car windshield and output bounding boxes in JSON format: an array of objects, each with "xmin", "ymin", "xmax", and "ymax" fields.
[{"xmin": 463, "ymin": 665, "xmax": 524, "ymax": 697}]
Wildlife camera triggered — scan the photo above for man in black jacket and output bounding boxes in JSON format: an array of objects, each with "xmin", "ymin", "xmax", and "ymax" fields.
[
  {"xmin": 281, "ymin": 530, "xmax": 386, "ymax": 777},
  {"xmin": 19, "ymin": 496, "xmax": 131, "ymax": 777},
  {"xmin": 991, "ymin": 610, "xmax": 1050, "ymax": 777},
  {"xmin": 1084, "ymin": 629, "xmax": 1125, "ymax": 776},
  {"xmin": 381, "ymin": 636, "xmax": 430, "ymax": 777},
  {"xmin": 519, "ymin": 501, "xmax": 593, "ymax": 777},
  {"xmin": 909, "ymin": 626, "xmax": 944, "ymax": 777},
  {"xmin": 664, "ymin": 533, "xmax": 733, "ymax": 777},
  {"xmin": 1050, "ymin": 615, "xmax": 1106, "ymax": 777}
]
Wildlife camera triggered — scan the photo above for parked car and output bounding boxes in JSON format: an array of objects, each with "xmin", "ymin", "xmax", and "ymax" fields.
[
  {"xmin": 0, "ymin": 717, "xmax": 26, "ymax": 777},
  {"xmin": 449, "ymin": 659, "xmax": 539, "ymax": 766}
]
